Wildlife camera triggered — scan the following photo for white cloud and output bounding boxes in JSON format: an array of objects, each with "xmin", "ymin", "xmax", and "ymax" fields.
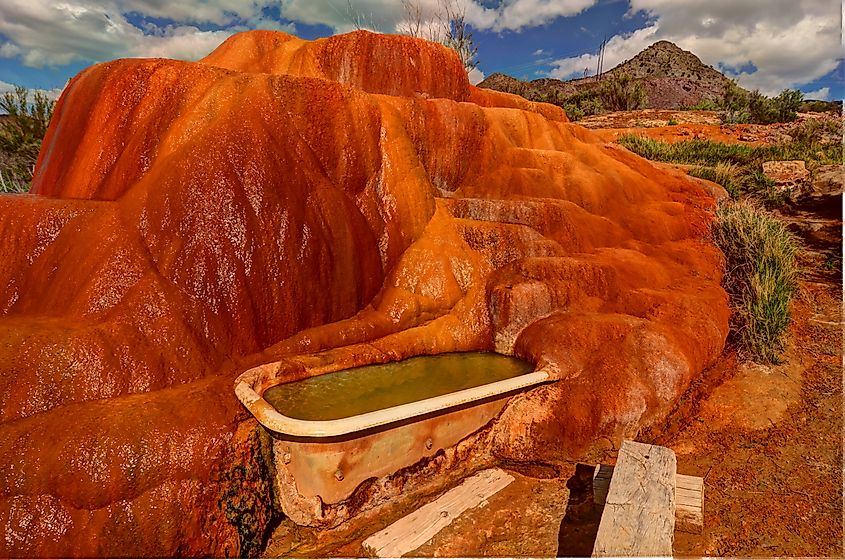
[
  {"xmin": 468, "ymin": 66, "xmax": 485, "ymax": 84},
  {"xmin": 280, "ymin": 0, "xmax": 407, "ymax": 33},
  {"xmin": 804, "ymin": 87, "xmax": 831, "ymax": 100},
  {"xmin": 120, "ymin": 0, "xmax": 261, "ymax": 25},
  {"xmin": 533, "ymin": 48, "xmax": 548, "ymax": 56},
  {"xmin": 548, "ymin": 0, "xmax": 843, "ymax": 95},
  {"xmin": 0, "ymin": 0, "xmax": 287, "ymax": 68},
  {"xmin": 279, "ymin": 0, "xmax": 596, "ymax": 34},
  {"xmin": 481, "ymin": 0, "xmax": 595, "ymax": 32},
  {"xmin": 0, "ymin": 80, "xmax": 64, "ymax": 102},
  {"xmin": 135, "ymin": 26, "xmax": 236, "ymax": 60}
]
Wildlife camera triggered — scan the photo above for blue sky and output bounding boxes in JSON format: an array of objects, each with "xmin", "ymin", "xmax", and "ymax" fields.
[{"xmin": 0, "ymin": 0, "xmax": 842, "ymax": 100}]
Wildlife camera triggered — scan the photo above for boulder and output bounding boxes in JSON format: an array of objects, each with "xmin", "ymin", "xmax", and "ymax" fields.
[
  {"xmin": 809, "ymin": 164, "xmax": 844, "ymax": 198},
  {"xmin": 762, "ymin": 160, "xmax": 810, "ymax": 194}
]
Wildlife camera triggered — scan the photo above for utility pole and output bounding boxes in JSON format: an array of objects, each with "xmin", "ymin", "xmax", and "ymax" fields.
[
  {"xmin": 595, "ymin": 39, "xmax": 602, "ymax": 81},
  {"xmin": 595, "ymin": 36, "xmax": 607, "ymax": 82},
  {"xmin": 598, "ymin": 35, "xmax": 607, "ymax": 81}
]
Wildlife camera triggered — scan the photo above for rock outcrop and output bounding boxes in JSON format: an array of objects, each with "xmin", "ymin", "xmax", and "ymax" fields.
[
  {"xmin": 763, "ymin": 160, "xmax": 811, "ymax": 195},
  {"xmin": 0, "ymin": 30, "xmax": 729, "ymax": 556}
]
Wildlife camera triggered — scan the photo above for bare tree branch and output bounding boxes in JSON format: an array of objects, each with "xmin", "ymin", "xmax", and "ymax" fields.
[{"xmin": 397, "ymin": 0, "xmax": 479, "ymax": 73}]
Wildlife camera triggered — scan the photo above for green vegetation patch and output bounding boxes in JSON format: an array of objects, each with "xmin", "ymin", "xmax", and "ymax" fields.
[
  {"xmin": 0, "ymin": 85, "xmax": 55, "ymax": 193},
  {"xmin": 713, "ymin": 201, "xmax": 800, "ymax": 363},
  {"xmin": 598, "ymin": 72, "xmax": 646, "ymax": 112},
  {"xmin": 721, "ymin": 80, "xmax": 805, "ymax": 125},
  {"xmin": 618, "ymin": 130, "xmax": 843, "ymax": 206},
  {"xmin": 618, "ymin": 135, "xmax": 758, "ymax": 165}
]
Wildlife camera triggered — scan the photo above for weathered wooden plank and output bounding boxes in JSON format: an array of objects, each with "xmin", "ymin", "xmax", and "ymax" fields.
[
  {"xmin": 676, "ymin": 496, "xmax": 702, "ymax": 507},
  {"xmin": 593, "ymin": 465, "xmax": 704, "ymax": 534},
  {"xmin": 675, "ymin": 473, "xmax": 704, "ymax": 534},
  {"xmin": 592, "ymin": 441, "xmax": 676, "ymax": 557},
  {"xmin": 677, "ymin": 473, "xmax": 703, "ymax": 492},
  {"xmin": 362, "ymin": 468, "xmax": 514, "ymax": 558}
]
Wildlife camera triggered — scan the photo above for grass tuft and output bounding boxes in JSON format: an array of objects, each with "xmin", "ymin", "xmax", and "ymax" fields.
[
  {"xmin": 713, "ymin": 200, "xmax": 800, "ymax": 363},
  {"xmin": 0, "ymin": 168, "xmax": 31, "ymax": 194},
  {"xmin": 689, "ymin": 162, "xmax": 741, "ymax": 196}
]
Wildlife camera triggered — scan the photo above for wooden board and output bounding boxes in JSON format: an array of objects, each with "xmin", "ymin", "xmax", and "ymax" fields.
[
  {"xmin": 592, "ymin": 440, "xmax": 676, "ymax": 557},
  {"xmin": 362, "ymin": 468, "xmax": 515, "ymax": 558},
  {"xmin": 592, "ymin": 466, "xmax": 704, "ymax": 533},
  {"xmin": 675, "ymin": 473, "xmax": 704, "ymax": 534}
]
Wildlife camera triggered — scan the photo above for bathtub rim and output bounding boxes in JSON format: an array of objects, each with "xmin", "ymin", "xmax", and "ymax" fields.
[{"xmin": 234, "ymin": 367, "xmax": 551, "ymax": 438}]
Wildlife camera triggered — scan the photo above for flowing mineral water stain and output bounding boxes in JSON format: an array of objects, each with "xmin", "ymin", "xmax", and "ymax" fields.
[{"xmin": 262, "ymin": 352, "xmax": 533, "ymax": 421}]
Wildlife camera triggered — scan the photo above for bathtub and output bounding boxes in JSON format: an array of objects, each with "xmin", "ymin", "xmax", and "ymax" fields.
[{"xmin": 234, "ymin": 352, "xmax": 550, "ymax": 526}]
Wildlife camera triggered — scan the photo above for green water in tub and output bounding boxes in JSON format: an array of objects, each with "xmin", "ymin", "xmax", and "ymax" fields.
[{"xmin": 261, "ymin": 352, "xmax": 534, "ymax": 421}]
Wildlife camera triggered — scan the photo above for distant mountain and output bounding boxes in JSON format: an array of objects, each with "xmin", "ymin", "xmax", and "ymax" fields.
[{"xmin": 479, "ymin": 41, "xmax": 735, "ymax": 110}]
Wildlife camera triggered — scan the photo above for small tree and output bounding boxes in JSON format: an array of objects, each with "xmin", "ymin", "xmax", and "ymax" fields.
[
  {"xmin": 441, "ymin": 0, "xmax": 478, "ymax": 72},
  {"xmin": 773, "ymin": 89, "xmax": 803, "ymax": 123},
  {"xmin": 746, "ymin": 90, "xmax": 774, "ymax": 124},
  {"xmin": 720, "ymin": 79, "xmax": 749, "ymax": 123},
  {"xmin": 398, "ymin": 0, "xmax": 479, "ymax": 74},
  {"xmin": 0, "ymin": 85, "xmax": 55, "ymax": 193},
  {"xmin": 599, "ymin": 73, "xmax": 646, "ymax": 111}
]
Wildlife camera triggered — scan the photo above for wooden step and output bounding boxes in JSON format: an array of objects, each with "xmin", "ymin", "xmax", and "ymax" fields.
[
  {"xmin": 593, "ymin": 464, "xmax": 704, "ymax": 534},
  {"xmin": 362, "ymin": 468, "xmax": 514, "ymax": 558},
  {"xmin": 592, "ymin": 440, "xmax": 676, "ymax": 557}
]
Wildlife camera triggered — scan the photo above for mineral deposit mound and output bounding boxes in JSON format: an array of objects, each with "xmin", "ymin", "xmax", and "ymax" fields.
[{"xmin": 0, "ymin": 30, "xmax": 729, "ymax": 557}]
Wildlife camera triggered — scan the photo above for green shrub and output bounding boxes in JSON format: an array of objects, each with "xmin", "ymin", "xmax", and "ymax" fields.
[
  {"xmin": 667, "ymin": 118, "xmax": 679, "ymax": 126},
  {"xmin": 713, "ymin": 200, "xmax": 800, "ymax": 363},
  {"xmin": 0, "ymin": 169, "xmax": 30, "ymax": 194},
  {"xmin": 619, "ymin": 132, "xmax": 842, "ymax": 171},
  {"xmin": 746, "ymin": 90, "xmax": 777, "ymax": 124},
  {"xmin": 773, "ymin": 89, "xmax": 803, "ymax": 122},
  {"xmin": 556, "ymin": 89, "xmax": 603, "ymax": 119},
  {"xmin": 562, "ymin": 102, "xmax": 585, "ymax": 121},
  {"xmin": 720, "ymin": 79, "xmax": 749, "ymax": 123},
  {"xmin": 799, "ymin": 99, "xmax": 842, "ymax": 113},
  {"xmin": 580, "ymin": 96, "xmax": 603, "ymax": 116},
  {"xmin": 788, "ymin": 118, "xmax": 843, "ymax": 146},
  {"xmin": 620, "ymin": 132, "xmax": 840, "ymax": 207},
  {"xmin": 742, "ymin": 169, "xmax": 784, "ymax": 207},
  {"xmin": 719, "ymin": 83, "xmax": 803, "ymax": 125},
  {"xmin": 599, "ymin": 73, "xmax": 646, "ymax": 111},
  {"xmin": 0, "ymin": 85, "xmax": 55, "ymax": 193},
  {"xmin": 687, "ymin": 99, "xmax": 720, "ymax": 111}
]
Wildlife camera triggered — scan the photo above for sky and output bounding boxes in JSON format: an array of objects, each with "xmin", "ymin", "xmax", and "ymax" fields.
[{"xmin": 0, "ymin": 0, "xmax": 842, "ymax": 102}]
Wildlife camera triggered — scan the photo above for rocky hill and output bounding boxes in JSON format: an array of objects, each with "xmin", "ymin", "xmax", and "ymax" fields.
[{"xmin": 479, "ymin": 40, "xmax": 734, "ymax": 109}]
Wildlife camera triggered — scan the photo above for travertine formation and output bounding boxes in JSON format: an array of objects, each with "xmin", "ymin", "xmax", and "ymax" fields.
[{"xmin": 0, "ymin": 30, "xmax": 728, "ymax": 556}]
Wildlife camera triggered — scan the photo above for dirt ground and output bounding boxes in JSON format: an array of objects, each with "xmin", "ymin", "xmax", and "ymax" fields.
[
  {"xmin": 582, "ymin": 109, "xmax": 838, "ymax": 146},
  {"xmin": 262, "ymin": 116, "xmax": 843, "ymax": 558}
]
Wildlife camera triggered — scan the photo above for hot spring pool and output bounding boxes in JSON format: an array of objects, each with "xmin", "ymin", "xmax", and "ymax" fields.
[{"xmin": 262, "ymin": 352, "xmax": 534, "ymax": 421}]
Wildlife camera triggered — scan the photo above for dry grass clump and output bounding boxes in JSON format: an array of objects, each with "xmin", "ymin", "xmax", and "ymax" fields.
[{"xmin": 714, "ymin": 200, "xmax": 800, "ymax": 363}]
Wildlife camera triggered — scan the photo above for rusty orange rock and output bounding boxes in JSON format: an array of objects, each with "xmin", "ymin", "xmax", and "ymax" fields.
[{"xmin": 0, "ymin": 30, "xmax": 728, "ymax": 556}]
